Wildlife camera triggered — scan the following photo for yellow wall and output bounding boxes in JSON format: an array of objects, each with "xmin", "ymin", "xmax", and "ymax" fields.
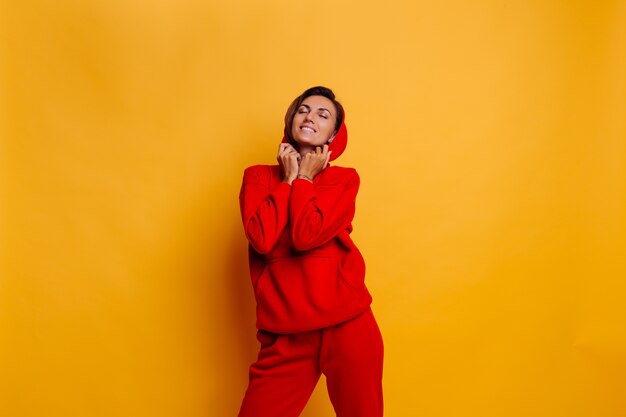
[{"xmin": 1, "ymin": 1, "xmax": 625, "ymax": 416}]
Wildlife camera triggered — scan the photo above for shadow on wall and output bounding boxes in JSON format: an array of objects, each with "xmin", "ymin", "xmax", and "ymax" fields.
[
  {"xmin": 174, "ymin": 145, "xmax": 261, "ymax": 415},
  {"xmin": 208, "ymin": 214, "xmax": 258, "ymax": 416},
  {"xmin": 199, "ymin": 123, "xmax": 272, "ymax": 415},
  {"xmin": 226, "ymin": 229, "xmax": 258, "ymax": 414}
]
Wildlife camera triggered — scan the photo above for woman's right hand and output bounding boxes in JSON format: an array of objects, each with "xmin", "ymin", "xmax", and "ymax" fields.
[{"xmin": 277, "ymin": 143, "xmax": 300, "ymax": 185}]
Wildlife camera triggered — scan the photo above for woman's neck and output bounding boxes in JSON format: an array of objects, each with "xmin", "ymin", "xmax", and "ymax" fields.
[{"xmin": 298, "ymin": 145, "xmax": 315, "ymax": 158}]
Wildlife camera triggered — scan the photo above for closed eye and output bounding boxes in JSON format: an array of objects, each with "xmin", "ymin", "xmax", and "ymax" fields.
[{"xmin": 319, "ymin": 109, "xmax": 332, "ymax": 118}]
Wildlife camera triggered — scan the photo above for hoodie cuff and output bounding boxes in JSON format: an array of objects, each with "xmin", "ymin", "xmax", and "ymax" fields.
[
  {"xmin": 290, "ymin": 177, "xmax": 315, "ymax": 205},
  {"xmin": 292, "ymin": 177, "xmax": 314, "ymax": 189},
  {"xmin": 272, "ymin": 180, "xmax": 293, "ymax": 196}
]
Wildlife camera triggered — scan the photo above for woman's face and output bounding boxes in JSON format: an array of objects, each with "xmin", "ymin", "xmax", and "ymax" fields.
[{"xmin": 290, "ymin": 95, "xmax": 337, "ymax": 149}]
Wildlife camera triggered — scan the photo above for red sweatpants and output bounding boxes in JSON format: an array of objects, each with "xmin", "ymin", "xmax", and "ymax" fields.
[{"xmin": 237, "ymin": 307, "xmax": 384, "ymax": 417}]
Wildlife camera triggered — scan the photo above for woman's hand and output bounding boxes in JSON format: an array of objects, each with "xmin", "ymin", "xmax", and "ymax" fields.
[
  {"xmin": 298, "ymin": 145, "xmax": 331, "ymax": 181},
  {"xmin": 277, "ymin": 143, "xmax": 300, "ymax": 185}
]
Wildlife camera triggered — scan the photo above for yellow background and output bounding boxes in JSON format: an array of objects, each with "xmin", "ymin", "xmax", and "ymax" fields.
[{"xmin": 1, "ymin": 1, "xmax": 625, "ymax": 416}]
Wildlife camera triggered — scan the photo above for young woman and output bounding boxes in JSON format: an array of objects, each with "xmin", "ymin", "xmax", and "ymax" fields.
[{"xmin": 237, "ymin": 86, "xmax": 384, "ymax": 417}]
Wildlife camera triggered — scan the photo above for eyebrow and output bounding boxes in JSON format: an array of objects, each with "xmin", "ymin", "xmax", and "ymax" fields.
[{"xmin": 299, "ymin": 104, "xmax": 333, "ymax": 115}]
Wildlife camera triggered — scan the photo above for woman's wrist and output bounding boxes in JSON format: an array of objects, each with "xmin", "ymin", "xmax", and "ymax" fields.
[{"xmin": 296, "ymin": 173, "xmax": 313, "ymax": 183}]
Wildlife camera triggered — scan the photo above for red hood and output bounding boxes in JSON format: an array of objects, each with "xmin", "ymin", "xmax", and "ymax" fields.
[{"xmin": 281, "ymin": 107, "xmax": 347, "ymax": 162}]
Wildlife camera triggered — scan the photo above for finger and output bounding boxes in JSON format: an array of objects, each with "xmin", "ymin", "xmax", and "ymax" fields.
[
  {"xmin": 279, "ymin": 146, "xmax": 290, "ymax": 158},
  {"xmin": 284, "ymin": 146, "xmax": 298, "ymax": 157},
  {"xmin": 322, "ymin": 144, "xmax": 329, "ymax": 154},
  {"xmin": 315, "ymin": 146, "xmax": 322, "ymax": 155},
  {"xmin": 323, "ymin": 150, "xmax": 331, "ymax": 168}
]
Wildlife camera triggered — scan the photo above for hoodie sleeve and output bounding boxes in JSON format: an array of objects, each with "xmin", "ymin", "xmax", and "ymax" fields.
[
  {"xmin": 239, "ymin": 166, "xmax": 291, "ymax": 254},
  {"xmin": 289, "ymin": 168, "xmax": 359, "ymax": 251}
]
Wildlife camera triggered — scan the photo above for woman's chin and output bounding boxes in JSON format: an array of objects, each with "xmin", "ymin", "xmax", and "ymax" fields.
[{"xmin": 294, "ymin": 139, "xmax": 326, "ymax": 149}]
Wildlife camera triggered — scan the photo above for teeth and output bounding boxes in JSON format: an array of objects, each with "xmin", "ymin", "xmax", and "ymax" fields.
[{"xmin": 301, "ymin": 126, "xmax": 315, "ymax": 133}]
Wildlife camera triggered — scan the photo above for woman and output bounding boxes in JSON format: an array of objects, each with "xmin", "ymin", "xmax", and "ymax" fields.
[{"xmin": 237, "ymin": 86, "xmax": 384, "ymax": 417}]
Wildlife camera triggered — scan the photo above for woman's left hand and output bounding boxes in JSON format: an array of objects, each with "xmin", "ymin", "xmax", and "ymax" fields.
[{"xmin": 298, "ymin": 145, "xmax": 332, "ymax": 180}]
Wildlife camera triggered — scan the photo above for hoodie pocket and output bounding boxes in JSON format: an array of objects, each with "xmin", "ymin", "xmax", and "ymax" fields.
[{"xmin": 255, "ymin": 255, "xmax": 358, "ymax": 327}]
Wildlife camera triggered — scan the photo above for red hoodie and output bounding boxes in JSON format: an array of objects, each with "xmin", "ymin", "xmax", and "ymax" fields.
[{"xmin": 238, "ymin": 110, "xmax": 372, "ymax": 334}]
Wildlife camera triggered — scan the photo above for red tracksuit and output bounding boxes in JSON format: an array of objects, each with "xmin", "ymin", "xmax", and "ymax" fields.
[{"xmin": 237, "ymin": 161, "xmax": 383, "ymax": 417}]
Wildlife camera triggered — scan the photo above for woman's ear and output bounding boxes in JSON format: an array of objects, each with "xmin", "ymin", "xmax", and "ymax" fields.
[{"xmin": 327, "ymin": 132, "xmax": 337, "ymax": 144}]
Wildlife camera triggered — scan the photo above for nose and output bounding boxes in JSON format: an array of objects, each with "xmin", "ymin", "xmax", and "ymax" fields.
[{"xmin": 303, "ymin": 111, "xmax": 315, "ymax": 123}]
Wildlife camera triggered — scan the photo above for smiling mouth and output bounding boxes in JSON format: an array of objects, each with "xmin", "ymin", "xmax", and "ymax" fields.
[{"xmin": 300, "ymin": 126, "xmax": 316, "ymax": 133}]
